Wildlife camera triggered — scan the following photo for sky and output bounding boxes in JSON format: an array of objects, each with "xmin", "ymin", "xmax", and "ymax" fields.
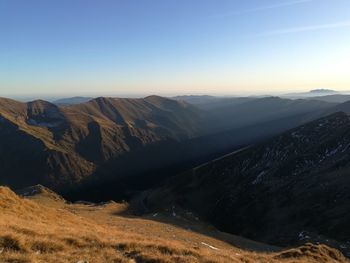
[{"xmin": 1, "ymin": 0, "xmax": 350, "ymax": 98}]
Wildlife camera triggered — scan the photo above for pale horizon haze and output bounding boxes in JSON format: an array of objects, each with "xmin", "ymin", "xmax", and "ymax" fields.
[{"xmin": 1, "ymin": 0, "xmax": 350, "ymax": 98}]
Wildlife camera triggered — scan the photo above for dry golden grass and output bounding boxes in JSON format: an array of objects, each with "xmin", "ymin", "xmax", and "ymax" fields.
[{"xmin": 0, "ymin": 186, "xmax": 347, "ymax": 263}]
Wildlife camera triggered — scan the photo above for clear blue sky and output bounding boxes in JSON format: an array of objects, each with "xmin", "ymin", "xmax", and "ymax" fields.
[{"xmin": 1, "ymin": 0, "xmax": 350, "ymax": 98}]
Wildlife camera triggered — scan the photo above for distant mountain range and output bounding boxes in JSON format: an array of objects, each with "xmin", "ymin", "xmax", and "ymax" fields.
[
  {"xmin": 53, "ymin": 96, "xmax": 94, "ymax": 105},
  {"xmin": 172, "ymin": 95, "xmax": 260, "ymax": 110},
  {"xmin": 307, "ymin": 94, "xmax": 350, "ymax": 103},
  {"xmin": 284, "ymin": 89, "xmax": 339, "ymax": 98},
  {"xmin": 1, "ymin": 94, "xmax": 350, "ymax": 200}
]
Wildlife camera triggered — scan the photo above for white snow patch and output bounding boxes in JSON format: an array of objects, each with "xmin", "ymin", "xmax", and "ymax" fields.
[
  {"xmin": 298, "ymin": 231, "xmax": 310, "ymax": 240},
  {"xmin": 201, "ymin": 242, "xmax": 220, "ymax": 250},
  {"xmin": 342, "ymin": 143, "xmax": 350, "ymax": 153},
  {"xmin": 252, "ymin": 171, "xmax": 266, "ymax": 185},
  {"xmin": 291, "ymin": 132, "xmax": 301, "ymax": 139}
]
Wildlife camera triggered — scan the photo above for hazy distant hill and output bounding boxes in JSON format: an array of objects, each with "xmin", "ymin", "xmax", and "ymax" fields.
[
  {"xmin": 307, "ymin": 94, "xmax": 350, "ymax": 103},
  {"xmin": 204, "ymin": 96, "xmax": 336, "ymax": 132},
  {"xmin": 172, "ymin": 95, "xmax": 220, "ymax": 105},
  {"xmin": 283, "ymin": 89, "xmax": 339, "ymax": 98},
  {"xmin": 173, "ymin": 95, "xmax": 258, "ymax": 110},
  {"xmin": 53, "ymin": 96, "xmax": 94, "ymax": 105},
  {"xmin": 174, "ymin": 95, "xmax": 336, "ymax": 132}
]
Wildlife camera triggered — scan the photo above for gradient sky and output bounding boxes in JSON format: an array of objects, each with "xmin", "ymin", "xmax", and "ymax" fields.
[{"xmin": 1, "ymin": 0, "xmax": 350, "ymax": 98}]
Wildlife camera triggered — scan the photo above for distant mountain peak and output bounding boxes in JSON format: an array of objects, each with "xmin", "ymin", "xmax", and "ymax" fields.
[{"xmin": 309, "ymin": 89, "xmax": 338, "ymax": 94}]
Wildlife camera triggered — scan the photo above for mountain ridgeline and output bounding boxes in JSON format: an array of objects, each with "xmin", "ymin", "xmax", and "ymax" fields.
[{"xmin": 0, "ymin": 94, "xmax": 348, "ymax": 200}]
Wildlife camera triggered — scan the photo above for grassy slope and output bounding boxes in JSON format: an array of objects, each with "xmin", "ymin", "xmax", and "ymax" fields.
[{"xmin": 0, "ymin": 186, "xmax": 347, "ymax": 263}]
